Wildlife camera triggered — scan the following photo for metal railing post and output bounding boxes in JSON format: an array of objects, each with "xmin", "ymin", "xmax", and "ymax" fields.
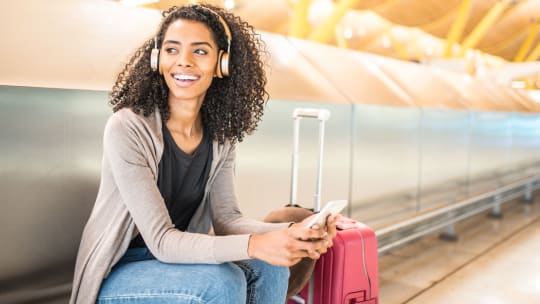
[
  {"xmin": 523, "ymin": 183, "xmax": 533, "ymax": 204},
  {"xmin": 488, "ymin": 194, "xmax": 503, "ymax": 219}
]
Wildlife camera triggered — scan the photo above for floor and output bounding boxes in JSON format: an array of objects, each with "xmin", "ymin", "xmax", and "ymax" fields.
[{"xmin": 378, "ymin": 196, "xmax": 540, "ymax": 304}]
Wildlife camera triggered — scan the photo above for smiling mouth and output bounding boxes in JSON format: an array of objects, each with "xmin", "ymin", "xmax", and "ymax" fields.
[{"xmin": 173, "ymin": 74, "xmax": 200, "ymax": 82}]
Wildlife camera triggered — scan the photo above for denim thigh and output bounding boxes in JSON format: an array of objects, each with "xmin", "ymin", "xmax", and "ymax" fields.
[{"xmin": 97, "ymin": 248, "xmax": 247, "ymax": 304}]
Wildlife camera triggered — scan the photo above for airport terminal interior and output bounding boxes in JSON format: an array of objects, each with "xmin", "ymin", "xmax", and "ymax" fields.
[{"xmin": 1, "ymin": 0, "xmax": 540, "ymax": 303}]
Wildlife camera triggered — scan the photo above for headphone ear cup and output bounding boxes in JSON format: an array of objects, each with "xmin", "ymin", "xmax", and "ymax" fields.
[
  {"xmin": 220, "ymin": 51, "xmax": 230, "ymax": 77},
  {"xmin": 150, "ymin": 48, "xmax": 160, "ymax": 72},
  {"xmin": 215, "ymin": 50, "xmax": 225, "ymax": 78}
]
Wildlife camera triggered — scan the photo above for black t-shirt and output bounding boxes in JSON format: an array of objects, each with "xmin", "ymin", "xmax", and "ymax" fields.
[{"xmin": 129, "ymin": 123, "xmax": 213, "ymax": 248}]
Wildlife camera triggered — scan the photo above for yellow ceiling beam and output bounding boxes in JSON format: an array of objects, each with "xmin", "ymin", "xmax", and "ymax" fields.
[
  {"xmin": 525, "ymin": 41, "xmax": 540, "ymax": 61},
  {"xmin": 308, "ymin": 0, "xmax": 360, "ymax": 43},
  {"xmin": 444, "ymin": 0, "xmax": 472, "ymax": 58},
  {"xmin": 514, "ymin": 21, "xmax": 539, "ymax": 62},
  {"xmin": 385, "ymin": 27, "xmax": 409, "ymax": 60},
  {"xmin": 335, "ymin": 24, "xmax": 349, "ymax": 49},
  {"xmin": 289, "ymin": 0, "xmax": 312, "ymax": 38},
  {"xmin": 458, "ymin": 0, "xmax": 511, "ymax": 57}
]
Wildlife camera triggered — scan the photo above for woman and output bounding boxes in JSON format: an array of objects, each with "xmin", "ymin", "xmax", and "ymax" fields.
[{"xmin": 70, "ymin": 4, "xmax": 337, "ymax": 304}]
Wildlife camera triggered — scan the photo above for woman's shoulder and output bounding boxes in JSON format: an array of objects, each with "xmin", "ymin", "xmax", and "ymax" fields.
[
  {"xmin": 211, "ymin": 138, "xmax": 237, "ymax": 163},
  {"xmin": 104, "ymin": 107, "xmax": 162, "ymax": 140},
  {"xmin": 110, "ymin": 107, "xmax": 144, "ymax": 123},
  {"xmin": 107, "ymin": 107, "xmax": 161, "ymax": 131}
]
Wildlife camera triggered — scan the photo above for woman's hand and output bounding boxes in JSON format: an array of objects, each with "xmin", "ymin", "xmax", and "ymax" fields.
[
  {"xmin": 303, "ymin": 212, "xmax": 338, "ymax": 241},
  {"xmin": 247, "ymin": 213, "xmax": 339, "ymax": 267}
]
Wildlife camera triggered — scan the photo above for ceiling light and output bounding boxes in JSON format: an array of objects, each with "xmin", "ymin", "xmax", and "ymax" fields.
[
  {"xmin": 223, "ymin": 0, "xmax": 236, "ymax": 10},
  {"xmin": 308, "ymin": 0, "xmax": 334, "ymax": 25},
  {"xmin": 527, "ymin": 90, "xmax": 540, "ymax": 103},
  {"xmin": 511, "ymin": 81, "xmax": 526, "ymax": 89},
  {"xmin": 343, "ymin": 28, "xmax": 353, "ymax": 39},
  {"xmin": 381, "ymin": 36, "xmax": 392, "ymax": 49},
  {"xmin": 390, "ymin": 26, "xmax": 408, "ymax": 41}
]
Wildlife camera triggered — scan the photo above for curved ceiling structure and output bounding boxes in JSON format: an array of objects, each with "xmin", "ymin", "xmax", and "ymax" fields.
[
  {"xmin": 104, "ymin": 0, "xmax": 540, "ymax": 111},
  {"xmin": 131, "ymin": 0, "xmax": 540, "ymax": 63},
  {"xmin": 3, "ymin": 0, "xmax": 538, "ymax": 112}
]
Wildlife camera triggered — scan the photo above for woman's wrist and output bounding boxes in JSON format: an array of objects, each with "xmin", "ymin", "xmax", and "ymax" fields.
[{"xmin": 247, "ymin": 234, "xmax": 259, "ymax": 259}]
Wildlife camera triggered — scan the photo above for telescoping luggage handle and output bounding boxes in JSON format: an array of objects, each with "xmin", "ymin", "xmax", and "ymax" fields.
[
  {"xmin": 289, "ymin": 108, "xmax": 331, "ymax": 304},
  {"xmin": 290, "ymin": 108, "xmax": 331, "ymax": 214}
]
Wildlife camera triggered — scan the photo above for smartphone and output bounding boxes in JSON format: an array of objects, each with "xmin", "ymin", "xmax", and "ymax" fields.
[{"xmin": 305, "ymin": 200, "xmax": 348, "ymax": 228}]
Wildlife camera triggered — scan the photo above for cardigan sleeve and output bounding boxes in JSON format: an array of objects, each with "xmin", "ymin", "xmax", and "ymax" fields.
[
  {"xmin": 103, "ymin": 112, "xmax": 251, "ymax": 263},
  {"xmin": 209, "ymin": 144, "xmax": 290, "ymax": 236}
]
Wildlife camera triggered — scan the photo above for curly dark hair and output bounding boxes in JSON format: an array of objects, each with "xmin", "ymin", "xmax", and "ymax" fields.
[{"xmin": 110, "ymin": 4, "xmax": 268, "ymax": 143}]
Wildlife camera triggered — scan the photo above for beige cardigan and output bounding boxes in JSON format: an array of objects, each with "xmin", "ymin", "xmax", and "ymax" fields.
[{"xmin": 70, "ymin": 108, "xmax": 288, "ymax": 304}]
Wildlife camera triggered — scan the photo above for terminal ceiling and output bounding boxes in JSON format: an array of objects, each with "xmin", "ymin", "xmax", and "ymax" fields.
[{"xmin": 129, "ymin": 0, "xmax": 540, "ymax": 64}]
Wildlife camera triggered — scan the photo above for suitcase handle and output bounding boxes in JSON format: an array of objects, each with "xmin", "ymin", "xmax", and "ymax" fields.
[
  {"xmin": 293, "ymin": 108, "xmax": 330, "ymax": 120},
  {"xmin": 290, "ymin": 108, "xmax": 331, "ymax": 213}
]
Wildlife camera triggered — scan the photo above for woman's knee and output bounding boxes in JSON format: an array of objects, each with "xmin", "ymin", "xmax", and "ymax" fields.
[
  {"xmin": 265, "ymin": 262, "xmax": 289, "ymax": 287},
  {"xmin": 255, "ymin": 259, "xmax": 289, "ymax": 283},
  {"xmin": 203, "ymin": 263, "xmax": 247, "ymax": 303},
  {"xmin": 238, "ymin": 259, "xmax": 289, "ymax": 291},
  {"xmin": 235, "ymin": 259, "xmax": 289, "ymax": 303}
]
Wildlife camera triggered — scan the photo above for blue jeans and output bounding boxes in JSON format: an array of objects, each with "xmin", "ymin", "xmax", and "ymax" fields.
[{"xmin": 97, "ymin": 248, "xmax": 289, "ymax": 303}]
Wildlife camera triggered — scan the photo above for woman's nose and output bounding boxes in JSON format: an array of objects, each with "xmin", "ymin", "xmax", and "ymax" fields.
[{"xmin": 176, "ymin": 50, "xmax": 193, "ymax": 67}]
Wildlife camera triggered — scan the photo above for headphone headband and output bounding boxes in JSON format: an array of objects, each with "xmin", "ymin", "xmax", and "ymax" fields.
[{"xmin": 195, "ymin": 5, "xmax": 232, "ymax": 53}]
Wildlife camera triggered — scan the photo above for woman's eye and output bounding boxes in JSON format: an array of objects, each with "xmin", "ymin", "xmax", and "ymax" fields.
[
  {"xmin": 194, "ymin": 49, "xmax": 208, "ymax": 55},
  {"xmin": 165, "ymin": 48, "xmax": 177, "ymax": 54}
]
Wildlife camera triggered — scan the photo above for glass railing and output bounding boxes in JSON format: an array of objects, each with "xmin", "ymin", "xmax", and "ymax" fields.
[{"xmin": 235, "ymin": 101, "xmax": 540, "ymax": 229}]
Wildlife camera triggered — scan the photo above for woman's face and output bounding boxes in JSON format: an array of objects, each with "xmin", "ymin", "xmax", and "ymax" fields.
[{"xmin": 159, "ymin": 19, "xmax": 219, "ymax": 104}]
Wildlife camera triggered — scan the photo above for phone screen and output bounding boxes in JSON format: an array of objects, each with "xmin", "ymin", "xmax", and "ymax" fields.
[{"xmin": 305, "ymin": 200, "xmax": 347, "ymax": 228}]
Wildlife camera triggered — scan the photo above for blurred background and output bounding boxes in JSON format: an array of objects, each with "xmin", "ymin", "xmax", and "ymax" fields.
[{"xmin": 1, "ymin": 0, "xmax": 540, "ymax": 303}]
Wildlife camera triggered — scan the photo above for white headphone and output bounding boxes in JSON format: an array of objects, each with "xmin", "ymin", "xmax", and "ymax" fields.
[{"xmin": 150, "ymin": 6, "xmax": 232, "ymax": 78}]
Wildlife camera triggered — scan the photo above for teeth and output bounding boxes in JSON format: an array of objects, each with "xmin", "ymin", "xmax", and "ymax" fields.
[{"xmin": 174, "ymin": 74, "xmax": 198, "ymax": 81}]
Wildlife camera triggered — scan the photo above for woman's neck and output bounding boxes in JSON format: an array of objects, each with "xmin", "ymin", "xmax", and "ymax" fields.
[{"xmin": 166, "ymin": 98, "xmax": 204, "ymax": 138}]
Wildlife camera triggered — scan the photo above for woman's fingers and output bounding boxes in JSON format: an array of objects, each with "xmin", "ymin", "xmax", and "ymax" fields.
[
  {"xmin": 289, "ymin": 222, "xmax": 328, "ymax": 240},
  {"xmin": 326, "ymin": 214, "xmax": 339, "ymax": 239},
  {"xmin": 248, "ymin": 230, "xmax": 325, "ymax": 266},
  {"xmin": 322, "ymin": 214, "xmax": 338, "ymax": 248},
  {"xmin": 248, "ymin": 214, "xmax": 342, "ymax": 267},
  {"xmin": 292, "ymin": 238, "xmax": 327, "ymax": 253}
]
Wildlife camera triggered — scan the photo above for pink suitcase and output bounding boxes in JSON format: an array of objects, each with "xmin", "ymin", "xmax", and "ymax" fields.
[{"xmin": 287, "ymin": 108, "xmax": 379, "ymax": 304}]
